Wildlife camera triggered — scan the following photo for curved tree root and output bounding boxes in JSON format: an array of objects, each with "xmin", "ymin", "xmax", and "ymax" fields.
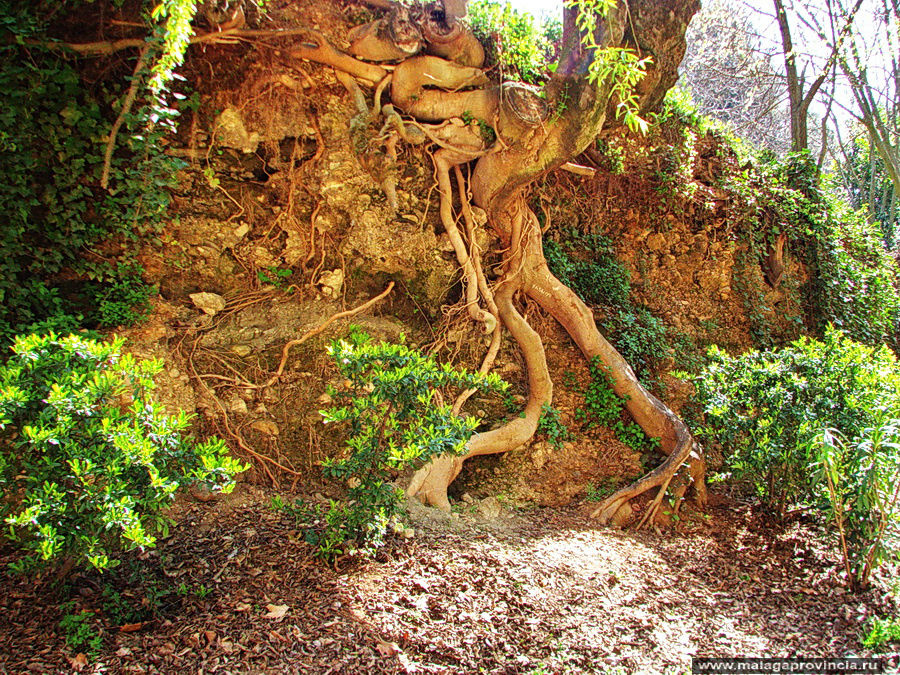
[
  {"xmin": 520, "ymin": 230, "xmax": 707, "ymax": 527},
  {"xmin": 408, "ymin": 204, "xmax": 552, "ymax": 510}
]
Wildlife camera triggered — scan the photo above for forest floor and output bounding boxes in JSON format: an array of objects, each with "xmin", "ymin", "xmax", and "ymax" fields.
[{"xmin": 1, "ymin": 485, "xmax": 897, "ymax": 675}]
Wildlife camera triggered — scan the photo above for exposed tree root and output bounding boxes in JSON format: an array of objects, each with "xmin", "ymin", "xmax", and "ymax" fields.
[
  {"xmin": 267, "ymin": 282, "xmax": 395, "ymax": 386},
  {"xmin": 287, "ymin": 0, "xmax": 706, "ymax": 525}
]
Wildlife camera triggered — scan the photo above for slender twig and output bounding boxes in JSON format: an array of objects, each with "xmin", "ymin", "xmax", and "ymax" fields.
[{"xmin": 101, "ymin": 47, "xmax": 149, "ymax": 190}]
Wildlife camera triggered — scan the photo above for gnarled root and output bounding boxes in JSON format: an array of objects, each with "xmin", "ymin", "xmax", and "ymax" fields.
[
  {"xmin": 421, "ymin": 10, "xmax": 485, "ymax": 68},
  {"xmin": 521, "ymin": 231, "xmax": 707, "ymax": 527},
  {"xmin": 289, "ymin": 30, "xmax": 387, "ymax": 85},
  {"xmin": 434, "ymin": 148, "xmax": 496, "ymax": 334},
  {"xmin": 348, "ymin": 4, "xmax": 423, "ymax": 62},
  {"xmin": 392, "ymin": 55, "xmax": 497, "ymax": 122},
  {"xmin": 408, "ymin": 204, "xmax": 552, "ymax": 510}
]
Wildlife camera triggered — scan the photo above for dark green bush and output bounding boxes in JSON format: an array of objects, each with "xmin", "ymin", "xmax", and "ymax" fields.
[
  {"xmin": 0, "ymin": 3, "xmax": 190, "ymax": 341},
  {"xmin": 0, "ymin": 334, "xmax": 247, "ymax": 573},
  {"xmin": 696, "ymin": 327, "xmax": 900, "ymax": 511},
  {"xmin": 569, "ymin": 356, "xmax": 659, "ymax": 453}
]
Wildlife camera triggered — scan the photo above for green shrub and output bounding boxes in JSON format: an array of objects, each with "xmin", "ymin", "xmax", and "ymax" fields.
[
  {"xmin": 814, "ymin": 419, "xmax": 900, "ymax": 589},
  {"xmin": 0, "ymin": 334, "xmax": 247, "ymax": 573},
  {"xmin": 468, "ymin": 1, "xmax": 560, "ymax": 84},
  {"xmin": 863, "ymin": 615, "xmax": 900, "ymax": 651},
  {"xmin": 315, "ymin": 339, "xmax": 507, "ymax": 558},
  {"xmin": 58, "ymin": 604, "xmax": 103, "ymax": 657},
  {"xmin": 695, "ymin": 327, "xmax": 900, "ymax": 515}
]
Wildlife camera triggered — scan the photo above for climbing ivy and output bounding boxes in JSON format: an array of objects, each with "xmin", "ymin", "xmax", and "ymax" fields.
[{"xmin": 0, "ymin": 1, "xmax": 200, "ymax": 341}]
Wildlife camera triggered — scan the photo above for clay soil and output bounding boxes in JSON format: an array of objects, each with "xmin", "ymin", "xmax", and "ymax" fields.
[{"xmin": 1, "ymin": 486, "xmax": 896, "ymax": 674}]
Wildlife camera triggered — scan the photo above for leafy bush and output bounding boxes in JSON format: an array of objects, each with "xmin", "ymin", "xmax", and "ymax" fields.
[
  {"xmin": 814, "ymin": 420, "xmax": 900, "ymax": 589},
  {"xmin": 695, "ymin": 327, "xmax": 900, "ymax": 515},
  {"xmin": 468, "ymin": 1, "xmax": 560, "ymax": 84},
  {"xmin": 697, "ymin": 328, "xmax": 900, "ymax": 586},
  {"xmin": 0, "ymin": 334, "xmax": 247, "ymax": 573},
  {"xmin": 315, "ymin": 339, "xmax": 507, "ymax": 558}
]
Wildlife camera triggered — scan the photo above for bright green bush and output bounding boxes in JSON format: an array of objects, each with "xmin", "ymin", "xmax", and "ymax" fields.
[
  {"xmin": 314, "ymin": 339, "xmax": 507, "ymax": 558},
  {"xmin": 0, "ymin": 334, "xmax": 247, "ymax": 573},
  {"xmin": 468, "ymin": 1, "xmax": 560, "ymax": 84},
  {"xmin": 696, "ymin": 327, "xmax": 900, "ymax": 513},
  {"xmin": 696, "ymin": 328, "xmax": 900, "ymax": 586},
  {"xmin": 864, "ymin": 615, "xmax": 900, "ymax": 651}
]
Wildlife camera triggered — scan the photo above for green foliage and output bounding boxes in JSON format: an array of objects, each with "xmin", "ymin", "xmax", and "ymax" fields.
[
  {"xmin": 537, "ymin": 403, "xmax": 574, "ymax": 450},
  {"xmin": 837, "ymin": 128, "xmax": 899, "ymax": 248},
  {"xmin": 0, "ymin": 334, "xmax": 247, "ymax": 573},
  {"xmin": 257, "ymin": 266, "xmax": 294, "ymax": 292},
  {"xmin": 0, "ymin": 1, "xmax": 203, "ymax": 341},
  {"xmin": 0, "ymin": 45, "xmax": 180, "ymax": 340},
  {"xmin": 59, "ymin": 604, "xmax": 103, "ymax": 657},
  {"xmin": 812, "ymin": 183, "xmax": 899, "ymax": 348},
  {"xmin": 601, "ymin": 306, "xmax": 670, "ymax": 381},
  {"xmin": 316, "ymin": 340, "xmax": 507, "ymax": 558},
  {"xmin": 813, "ymin": 419, "xmax": 900, "ymax": 588},
  {"xmin": 543, "ymin": 231, "xmax": 631, "ymax": 307},
  {"xmin": 695, "ymin": 327, "xmax": 900, "ymax": 514},
  {"xmin": 571, "ymin": 357, "xmax": 659, "ymax": 453},
  {"xmin": 148, "ymin": 0, "xmax": 200, "ymax": 93},
  {"xmin": 585, "ymin": 478, "xmax": 618, "ymax": 501},
  {"xmin": 85, "ymin": 265, "xmax": 157, "ymax": 328},
  {"xmin": 566, "ymin": 0, "xmax": 651, "ymax": 133},
  {"xmin": 543, "ymin": 230, "xmax": 674, "ymax": 381},
  {"xmin": 864, "ymin": 615, "xmax": 900, "ymax": 651},
  {"xmin": 468, "ymin": 1, "xmax": 561, "ymax": 84}
]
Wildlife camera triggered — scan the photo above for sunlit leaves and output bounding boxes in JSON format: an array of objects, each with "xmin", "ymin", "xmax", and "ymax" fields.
[
  {"xmin": 0, "ymin": 334, "xmax": 247, "ymax": 573},
  {"xmin": 564, "ymin": 0, "xmax": 651, "ymax": 134},
  {"xmin": 314, "ymin": 338, "xmax": 507, "ymax": 556}
]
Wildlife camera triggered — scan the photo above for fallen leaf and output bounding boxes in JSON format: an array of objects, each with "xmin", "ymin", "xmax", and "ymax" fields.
[
  {"xmin": 119, "ymin": 622, "xmax": 145, "ymax": 633},
  {"xmin": 264, "ymin": 603, "xmax": 289, "ymax": 619},
  {"xmin": 376, "ymin": 638, "xmax": 401, "ymax": 657},
  {"xmin": 68, "ymin": 653, "xmax": 88, "ymax": 672}
]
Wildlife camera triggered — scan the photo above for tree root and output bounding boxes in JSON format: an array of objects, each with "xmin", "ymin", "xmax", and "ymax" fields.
[
  {"xmin": 408, "ymin": 205, "xmax": 552, "ymax": 510},
  {"xmin": 391, "ymin": 56, "xmax": 497, "ymax": 122},
  {"xmin": 290, "ymin": 30, "xmax": 387, "ymax": 85},
  {"xmin": 519, "ymin": 234, "xmax": 707, "ymax": 526},
  {"xmin": 267, "ymin": 282, "xmax": 395, "ymax": 386}
]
